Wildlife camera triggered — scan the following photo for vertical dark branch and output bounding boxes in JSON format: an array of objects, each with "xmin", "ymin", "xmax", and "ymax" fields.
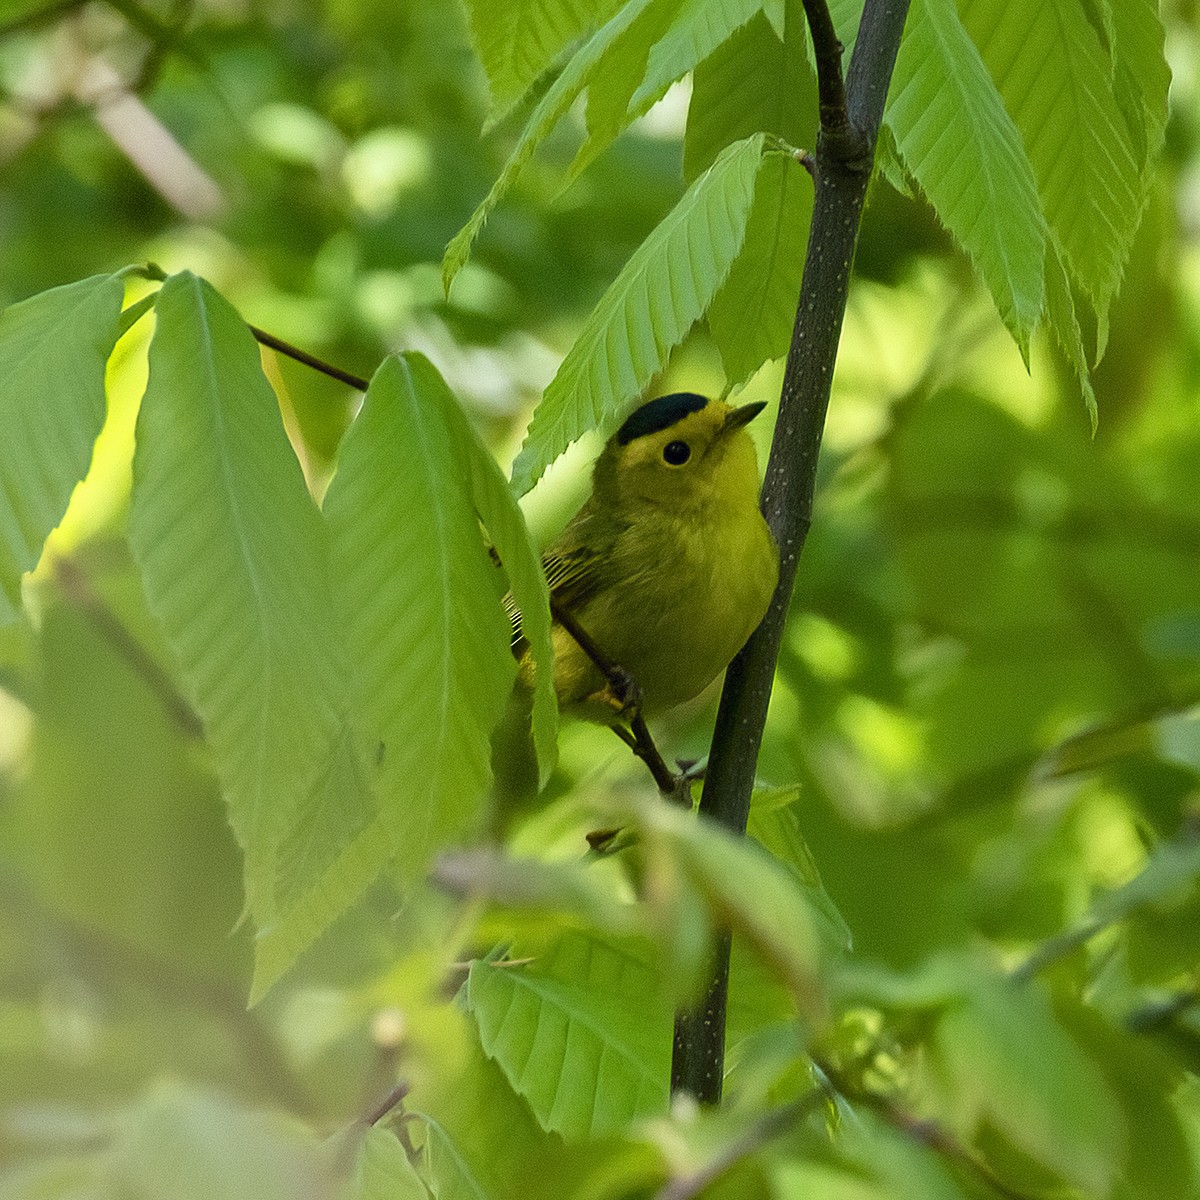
[{"xmin": 671, "ymin": 0, "xmax": 911, "ymax": 1103}]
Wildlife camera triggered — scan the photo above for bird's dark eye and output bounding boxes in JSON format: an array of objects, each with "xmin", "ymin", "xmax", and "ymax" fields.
[{"xmin": 663, "ymin": 440, "xmax": 691, "ymax": 466}]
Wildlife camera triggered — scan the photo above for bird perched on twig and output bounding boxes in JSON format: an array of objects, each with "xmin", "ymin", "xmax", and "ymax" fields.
[{"xmin": 513, "ymin": 391, "xmax": 779, "ymax": 734}]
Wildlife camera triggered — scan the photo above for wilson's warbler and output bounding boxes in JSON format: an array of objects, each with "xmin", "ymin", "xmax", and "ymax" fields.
[{"xmin": 517, "ymin": 391, "xmax": 778, "ymax": 724}]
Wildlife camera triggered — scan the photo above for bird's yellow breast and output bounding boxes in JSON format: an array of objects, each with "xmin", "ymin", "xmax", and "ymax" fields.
[{"xmin": 554, "ymin": 485, "xmax": 778, "ymax": 718}]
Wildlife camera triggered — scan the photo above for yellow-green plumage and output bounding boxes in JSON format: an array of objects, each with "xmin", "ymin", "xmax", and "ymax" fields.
[{"xmin": 520, "ymin": 392, "xmax": 779, "ymax": 722}]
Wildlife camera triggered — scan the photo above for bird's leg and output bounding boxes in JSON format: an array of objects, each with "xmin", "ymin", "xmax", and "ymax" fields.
[{"xmin": 550, "ymin": 600, "xmax": 692, "ymax": 806}]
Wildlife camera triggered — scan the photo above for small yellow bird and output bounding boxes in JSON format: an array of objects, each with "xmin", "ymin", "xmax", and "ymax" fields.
[{"xmin": 519, "ymin": 391, "xmax": 779, "ymax": 725}]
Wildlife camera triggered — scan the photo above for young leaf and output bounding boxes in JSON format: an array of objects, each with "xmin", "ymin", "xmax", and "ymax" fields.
[
  {"xmin": 708, "ymin": 150, "xmax": 812, "ymax": 384},
  {"xmin": 569, "ymin": 0, "xmax": 767, "ymax": 183},
  {"xmin": 885, "ymin": 0, "xmax": 1046, "ymax": 360},
  {"xmin": 444, "ymin": 0, "xmax": 661, "ymax": 292},
  {"xmin": 350, "ymin": 1127, "xmax": 429, "ymax": 1200},
  {"xmin": 631, "ymin": 0, "xmax": 765, "ymax": 112},
  {"xmin": 635, "ymin": 800, "xmax": 831, "ymax": 1026},
  {"xmin": 465, "ymin": 932, "xmax": 671, "ymax": 1138},
  {"xmin": 128, "ymin": 272, "xmax": 347, "ymax": 924},
  {"xmin": 510, "ymin": 134, "xmax": 768, "ymax": 495},
  {"xmin": 322, "ymin": 353, "xmax": 517, "ymax": 879},
  {"xmin": 958, "ymin": 0, "xmax": 1146, "ymax": 333},
  {"xmin": 464, "ymin": 0, "xmax": 622, "ymax": 128},
  {"xmin": 683, "ymin": 3, "xmax": 815, "ymax": 183},
  {"xmin": 0, "ymin": 272, "xmax": 125, "ymax": 624}
]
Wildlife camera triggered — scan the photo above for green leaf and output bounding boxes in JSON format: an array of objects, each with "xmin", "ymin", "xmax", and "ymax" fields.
[
  {"xmin": 1043, "ymin": 233, "xmax": 1098, "ymax": 428},
  {"xmin": 566, "ymin": 0, "xmax": 678, "ymax": 186},
  {"xmin": 708, "ymin": 149, "xmax": 812, "ymax": 384},
  {"xmin": 433, "ymin": 847, "xmax": 639, "ymax": 938},
  {"xmin": 747, "ymin": 795, "xmax": 852, "ymax": 956},
  {"xmin": 350, "ymin": 1127, "xmax": 429, "ymax": 1200},
  {"xmin": 631, "ymin": 0, "xmax": 766, "ymax": 113},
  {"xmin": 443, "ymin": 0, "xmax": 661, "ymax": 292},
  {"xmin": 958, "ymin": 0, "xmax": 1147, "ymax": 332},
  {"xmin": 932, "ymin": 973, "xmax": 1125, "ymax": 1196},
  {"xmin": 128, "ymin": 272, "xmax": 346, "ymax": 924},
  {"xmin": 463, "ymin": 0, "xmax": 622, "ymax": 127},
  {"xmin": 636, "ymin": 800, "xmax": 830, "ymax": 1024},
  {"xmin": 683, "ymin": 4, "xmax": 816, "ymax": 183},
  {"xmin": 322, "ymin": 353, "xmax": 517, "ymax": 878},
  {"xmin": 465, "ymin": 932, "xmax": 671, "ymax": 1138},
  {"xmin": 0, "ymin": 273, "xmax": 125, "ymax": 623},
  {"xmin": 885, "ymin": 0, "xmax": 1046, "ymax": 360},
  {"xmin": 254, "ymin": 354, "xmax": 531, "ymax": 997},
  {"xmin": 510, "ymin": 134, "xmax": 768, "ymax": 495},
  {"xmin": 448, "ymin": 396, "xmax": 558, "ymax": 781},
  {"xmin": 421, "ymin": 1116, "xmax": 494, "ymax": 1200},
  {"xmin": 1109, "ymin": 0, "xmax": 1170, "ymax": 172}
]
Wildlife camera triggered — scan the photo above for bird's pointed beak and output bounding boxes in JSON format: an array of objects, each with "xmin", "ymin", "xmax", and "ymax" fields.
[{"xmin": 722, "ymin": 400, "xmax": 767, "ymax": 433}]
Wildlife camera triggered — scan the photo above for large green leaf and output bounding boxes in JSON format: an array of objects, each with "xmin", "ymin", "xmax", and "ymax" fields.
[
  {"xmin": 683, "ymin": 2, "xmax": 815, "ymax": 182},
  {"xmin": 0, "ymin": 273, "xmax": 125, "ymax": 623},
  {"xmin": 958, "ymin": 0, "xmax": 1146, "ymax": 331},
  {"xmin": 465, "ymin": 932, "xmax": 671, "ymax": 1138},
  {"xmin": 323, "ymin": 353, "xmax": 517, "ymax": 877},
  {"xmin": 463, "ymin": 0, "xmax": 622, "ymax": 127},
  {"xmin": 886, "ymin": 0, "xmax": 1046, "ymax": 359},
  {"xmin": 254, "ymin": 355, "xmax": 530, "ymax": 997},
  {"xmin": 708, "ymin": 149, "xmax": 812, "ymax": 384},
  {"xmin": 510, "ymin": 134, "xmax": 768, "ymax": 494},
  {"xmin": 443, "ymin": 0, "xmax": 661, "ymax": 292},
  {"xmin": 128, "ymin": 272, "xmax": 346, "ymax": 924}
]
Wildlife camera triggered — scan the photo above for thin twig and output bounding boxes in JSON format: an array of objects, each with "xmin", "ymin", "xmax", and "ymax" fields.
[
  {"xmin": 248, "ymin": 325, "xmax": 371, "ymax": 392},
  {"xmin": 363, "ymin": 1081, "xmax": 411, "ymax": 1128},
  {"xmin": 549, "ymin": 599, "xmax": 686, "ymax": 800}
]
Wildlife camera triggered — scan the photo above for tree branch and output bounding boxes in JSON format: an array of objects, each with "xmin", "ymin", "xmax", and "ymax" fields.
[{"xmin": 671, "ymin": 0, "xmax": 911, "ymax": 1104}]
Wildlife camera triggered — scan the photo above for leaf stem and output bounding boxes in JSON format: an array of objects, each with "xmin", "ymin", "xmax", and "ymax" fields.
[
  {"xmin": 248, "ymin": 325, "xmax": 371, "ymax": 392},
  {"xmin": 671, "ymin": 0, "xmax": 911, "ymax": 1104}
]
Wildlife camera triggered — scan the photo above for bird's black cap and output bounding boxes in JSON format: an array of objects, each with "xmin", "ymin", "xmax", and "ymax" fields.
[{"xmin": 615, "ymin": 392, "xmax": 708, "ymax": 445}]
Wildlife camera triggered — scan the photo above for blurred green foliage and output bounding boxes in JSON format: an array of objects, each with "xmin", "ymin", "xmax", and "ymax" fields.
[{"xmin": 2, "ymin": 0, "xmax": 1200, "ymax": 1197}]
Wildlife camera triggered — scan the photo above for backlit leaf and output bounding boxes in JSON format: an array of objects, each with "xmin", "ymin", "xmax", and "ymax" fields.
[
  {"xmin": 443, "ymin": 0, "xmax": 661, "ymax": 292},
  {"xmin": 128, "ymin": 272, "xmax": 346, "ymax": 924},
  {"xmin": 683, "ymin": 1, "xmax": 815, "ymax": 182},
  {"xmin": 958, "ymin": 0, "xmax": 1146, "ymax": 331},
  {"xmin": 708, "ymin": 149, "xmax": 812, "ymax": 384},
  {"xmin": 886, "ymin": 0, "xmax": 1046, "ymax": 359},
  {"xmin": 0, "ymin": 273, "xmax": 125, "ymax": 623},
  {"xmin": 464, "ymin": 0, "xmax": 622, "ymax": 127},
  {"xmin": 322, "ymin": 353, "xmax": 517, "ymax": 879}
]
